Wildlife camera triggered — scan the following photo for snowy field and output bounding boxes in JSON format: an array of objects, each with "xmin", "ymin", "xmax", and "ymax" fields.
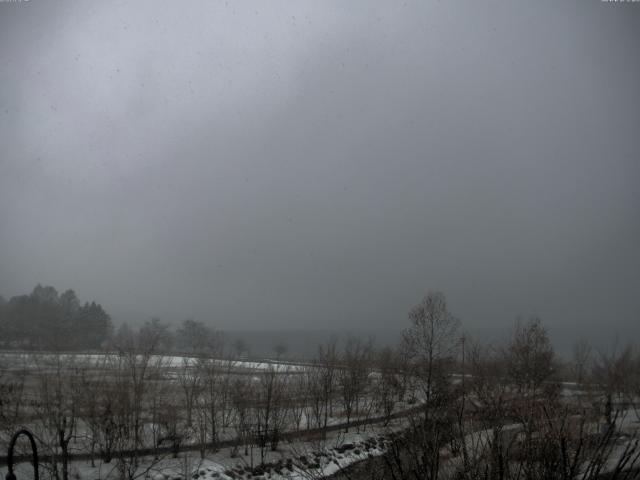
[
  {"xmin": 0, "ymin": 351, "xmax": 307, "ymax": 373},
  {"xmin": 1, "ymin": 419, "xmax": 404, "ymax": 480},
  {"xmin": 2, "ymin": 352, "xmax": 640, "ymax": 479}
]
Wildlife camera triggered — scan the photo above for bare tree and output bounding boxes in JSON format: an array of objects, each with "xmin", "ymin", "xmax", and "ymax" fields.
[
  {"xmin": 290, "ymin": 370, "xmax": 308, "ymax": 432},
  {"xmin": 337, "ymin": 337, "xmax": 372, "ymax": 431},
  {"xmin": 346, "ymin": 292, "xmax": 463, "ymax": 479},
  {"xmin": 198, "ymin": 342, "xmax": 231, "ymax": 452},
  {"xmin": 109, "ymin": 323, "xmax": 168, "ymax": 480},
  {"xmin": 304, "ymin": 361, "xmax": 325, "ymax": 431},
  {"xmin": 178, "ymin": 356, "xmax": 201, "ymax": 429},
  {"xmin": 571, "ymin": 338, "xmax": 592, "ymax": 385},
  {"xmin": 0, "ymin": 354, "xmax": 27, "ymax": 447},
  {"xmin": 76, "ymin": 354, "xmax": 112, "ymax": 468},
  {"xmin": 402, "ymin": 291, "xmax": 460, "ymax": 411},
  {"xmin": 230, "ymin": 375, "xmax": 253, "ymax": 458},
  {"xmin": 374, "ymin": 347, "xmax": 404, "ymax": 425},
  {"xmin": 255, "ymin": 364, "xmax": 288, "ymax": 462},
  {"xmin": 32, "ymin": 354, "xmax": 81, "ymax": 480},
  {"xmin": 317, "ymin": 337, "xmax": 339, "ymax": 433},
  {"xmin": 506, "ymin": 317, "xmax": 555, "ymax": 397},
  {"xmin": 592, "ymin": 342, "xmax": 635, "ymax": 428}
]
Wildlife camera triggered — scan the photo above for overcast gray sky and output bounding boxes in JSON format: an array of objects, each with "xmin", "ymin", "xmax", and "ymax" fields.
[{"xmin": 1, "ymin": 1, "xmax": 638, "ymax": 344}]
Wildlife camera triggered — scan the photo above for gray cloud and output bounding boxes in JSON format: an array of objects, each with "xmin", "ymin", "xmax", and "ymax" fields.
[{"xmin": 1, "ymin": 0, "xmax": 638, "ymax": 347}]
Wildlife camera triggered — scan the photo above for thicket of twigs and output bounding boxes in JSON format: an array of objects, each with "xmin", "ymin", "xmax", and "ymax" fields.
[{"xmin": 1, "ymin": 292, "xmax": 639, "ymax": 480}]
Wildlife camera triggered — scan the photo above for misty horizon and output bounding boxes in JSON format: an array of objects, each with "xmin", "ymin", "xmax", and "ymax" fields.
[{"xmin": 1, "ymin": 1, "xmax": 638, "ymax": 349}]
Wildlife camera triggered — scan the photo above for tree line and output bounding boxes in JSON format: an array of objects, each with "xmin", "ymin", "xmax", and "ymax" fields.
[
  {"xmin": 338, "ymin": 291, "xmax": 640, "ymax": 480},
  {"xmin": 1, "ymin": 290, "xmax": 639, "ymax": 480},
  {"xmin": 0, "ymin": 285, "xmax": 221, "ymax": 353},
  {"xmin": 0, "ymin": 285, "xmax": 112, "ymax": 350}
]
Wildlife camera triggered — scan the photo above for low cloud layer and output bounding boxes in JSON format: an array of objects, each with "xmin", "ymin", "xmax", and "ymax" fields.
[{"xmin": 1, "ymin": 1, "xmax": 638, "ymax": 344}]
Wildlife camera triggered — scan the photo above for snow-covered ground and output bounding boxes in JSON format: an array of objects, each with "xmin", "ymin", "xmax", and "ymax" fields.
[
  {"xmin": 0, "ymin": 351, "xmax": 307, "ymax": 373},
  {"xmin": 1, "ymin": 420, "xmax": 403, "ymax": 480}
]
